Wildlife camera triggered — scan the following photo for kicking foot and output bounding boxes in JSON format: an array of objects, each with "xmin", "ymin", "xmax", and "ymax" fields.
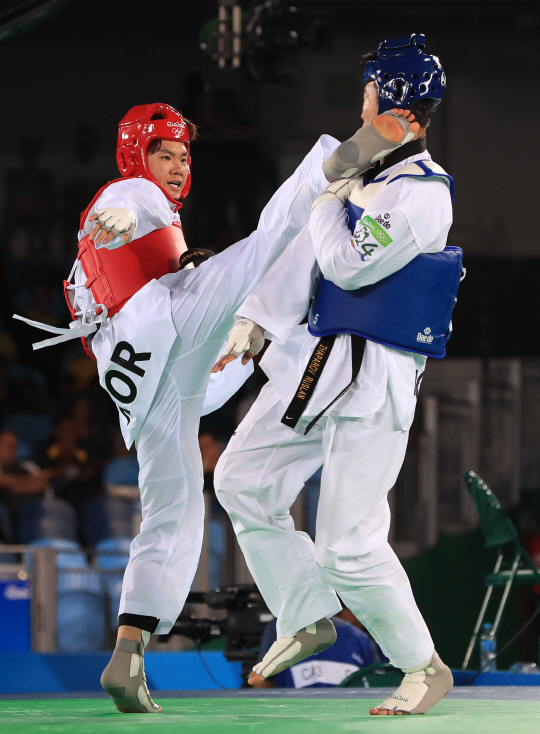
[
  {"xmin": 101, "ymin": 637, "xmax": 161, "ymax": 714},
  {"xmin": 372, "ymin": 109, "xmax": 420, "ymax": 143},
  {"xmin": 248, "ymin": 618, "xmax": 337, "ymax": 686},
  {"xmin": 369, "ymin": 651, "xmax": 453, "ymax": 715},
  {"xmin": 323, "ymin": 109, "xmax": 420, "ymax": 182}
]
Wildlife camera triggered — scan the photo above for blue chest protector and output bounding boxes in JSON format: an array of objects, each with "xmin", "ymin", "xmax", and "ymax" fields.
[{"xmin": 308, "ymin": 166, "xmax": 462, "ymax": 359}]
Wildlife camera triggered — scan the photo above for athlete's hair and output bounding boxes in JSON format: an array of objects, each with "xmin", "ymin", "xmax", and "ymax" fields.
[
  {"xmin": 146, "ymin": 111, "xmax": 198, "ymax": 156},
  {"xmin": 360, "ymin": 49, "xmax": 434, "ymax": 129}
]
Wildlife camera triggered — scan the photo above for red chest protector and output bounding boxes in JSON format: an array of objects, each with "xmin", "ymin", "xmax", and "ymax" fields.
[{"xmin": 69, "ymin": 179, "xmax": 186, "ymax": 319}]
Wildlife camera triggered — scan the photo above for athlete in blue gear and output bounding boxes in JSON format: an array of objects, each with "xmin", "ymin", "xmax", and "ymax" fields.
[{"xmin": 213, "ymin": 35, "xmax": 454, "ymax": 716}]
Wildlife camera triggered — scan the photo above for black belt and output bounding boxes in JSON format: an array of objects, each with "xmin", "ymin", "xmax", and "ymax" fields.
[
  {"xmin": 178, "ymin": 248, "xmax": 215, "ymax": 270},
  {"xmin": 281, "ymin": 334, "xmax": 366, "ymax": 435}
]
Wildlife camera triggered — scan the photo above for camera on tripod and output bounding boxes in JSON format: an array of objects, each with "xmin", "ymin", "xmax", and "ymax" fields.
[{"xmin": 161, "ymin": 585, "xmax": 273, "ymax": 667}]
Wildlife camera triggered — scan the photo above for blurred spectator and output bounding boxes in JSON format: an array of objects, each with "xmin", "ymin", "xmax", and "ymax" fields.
[
  {"xmin": 15, "ymin": 283, "xmax": 60, "ymax": 328},
  {"xmin": 7, "ymin": 275, "xmax": 68, "ymax": 385},
  {"xmin": 104, "ymin": 431, "xmax": 139, "ymax": 501},
  {"xmin": 0, "ymin": 321, "xmax": 51, "ymax": 417},
  {"xmin": 37, "ymin": 417, "xmax": 102, "ymax": 509},
  {"xmin": 0, "ymin": 500, "xmax": 13, "ymax": 543},
  {"xmin": 2, "ymin": 413, "xmax": 52, "ymax": 459},
  {"xmin": 0, "ymin": 363, "xmax": 51, "ymax": 418},
  {"xmin": 0, "ymin": 334, "xmax": 16, "ymax": 425},
  {"xmin": 3, "ymin": 137, "xmax": 55, "ymax": 256},
  {"xmin": 0, "ymin": 431, "xmax": 47, "ymax": 522},
  {"xmin": 69, "ymin": 394, "xmax": 107, "ymax": 458},
  {"xmin": 62, "ymin": 341, "xmax": 99, "ymax": 391},
  {"xmin": 254, "ymin": 608, "xmax": 376, "ymax": 689},
  {"xmin": 0, "ymin": 331, "xmax": 17, "ymax": 364}
]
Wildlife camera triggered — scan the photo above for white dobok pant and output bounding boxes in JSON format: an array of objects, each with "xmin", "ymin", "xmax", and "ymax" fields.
[
  {"xmin": 116, "ymin": 135, "xmax": 337, "ymax": 635},
  {"xmin": 119, "ymin": 369, "xmax": 207, "ymax": 635},
  {"xmin": 214, "ymin": 382, "xmax": 434, "ymax": 670}
]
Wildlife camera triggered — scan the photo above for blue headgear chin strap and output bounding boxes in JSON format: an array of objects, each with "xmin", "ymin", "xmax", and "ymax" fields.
[{"xmin": 364, "ymin": 34, "xmax": 446, "ymax": 114}]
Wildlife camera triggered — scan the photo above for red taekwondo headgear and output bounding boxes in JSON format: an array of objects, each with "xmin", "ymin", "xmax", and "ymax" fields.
[{"xmin": 116, "ymin": 103, "xmax": 192, "ymax": 208}]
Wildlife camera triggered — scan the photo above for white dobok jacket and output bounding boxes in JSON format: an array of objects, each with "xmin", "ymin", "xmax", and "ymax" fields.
[
  {"xmin": 238, "ymin": 150, "xmax": 453, "ymax": 431},
  {"xmin": 71, "ymin": 179, "xmax": 252, "ymax": 445}
]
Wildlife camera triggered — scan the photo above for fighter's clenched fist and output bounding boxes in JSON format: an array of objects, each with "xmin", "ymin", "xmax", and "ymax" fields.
[
  {"xmin": 89, "ymin": 207, "xmax": 136, "ymax": 246},
  {"xmin": 212, "ymin": 318, "xmax": 265, "ymax": 372}
]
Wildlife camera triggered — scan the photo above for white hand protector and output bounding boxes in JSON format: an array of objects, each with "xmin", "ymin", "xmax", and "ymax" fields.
[
  {"xmin": 323, "ymin": 111, "xmax": 416, "ymax": 182},
  {"xmin": 220, "ymin": 318, "xmax": 265, "ymax": 360},
  {"xmin": 311, "ymin": 179, "xmax": 356, "ymax": 210},
  {"xmin": 93, "ymin": 207, "xmax": 136, "ymax": 245}
]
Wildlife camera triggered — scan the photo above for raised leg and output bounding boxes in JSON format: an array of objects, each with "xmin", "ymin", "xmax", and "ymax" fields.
[{"xmin": 322, "ymin": 110, "xmax": 420, "ymax": 181}]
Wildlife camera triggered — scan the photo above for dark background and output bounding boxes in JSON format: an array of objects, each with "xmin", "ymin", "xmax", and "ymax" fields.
[{"xmin": 0, "ymin": 0, "xmax": 539, "ymax": 357}]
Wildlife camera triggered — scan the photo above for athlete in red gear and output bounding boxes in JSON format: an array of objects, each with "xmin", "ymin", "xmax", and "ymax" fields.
[{"xmin": 16, "ymin": 100, "xmax": 418, "ymax": 713}]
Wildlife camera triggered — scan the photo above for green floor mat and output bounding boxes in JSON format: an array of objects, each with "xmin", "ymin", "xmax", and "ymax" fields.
[{"xmin": 1, "ymin": 697, "xmax": 539, "ymax": 734}]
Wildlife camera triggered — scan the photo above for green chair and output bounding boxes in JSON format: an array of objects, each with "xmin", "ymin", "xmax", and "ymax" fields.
[
  {"xmin": 462, "ymin": 471, "xmax": 540, "ymax": 668},
  {"xmin": 339, "ymin": 662, "xmax": 403, "ymax": 688}
]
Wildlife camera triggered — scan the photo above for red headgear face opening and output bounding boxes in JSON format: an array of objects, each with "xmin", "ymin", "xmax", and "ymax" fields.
[{"xmin": 116, "ymin": 103, "xmax": 192, "ymax": 207}]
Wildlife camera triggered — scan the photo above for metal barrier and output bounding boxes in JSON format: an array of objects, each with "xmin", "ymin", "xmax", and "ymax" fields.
[{"xmin": 0, "ymin": 545, "xmax": 134, "ymax": 653}]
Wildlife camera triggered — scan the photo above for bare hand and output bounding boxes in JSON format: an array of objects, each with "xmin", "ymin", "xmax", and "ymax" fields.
[{"xmin": 211, "ymin": 351, "xmax": 254, "ymax": 373}]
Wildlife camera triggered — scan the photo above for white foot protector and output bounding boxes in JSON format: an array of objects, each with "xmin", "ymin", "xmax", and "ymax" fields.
[
  {"xmin": 322, "ymin": 111, "xmax": 416, "ymax": 182},
  {"xmin": 100, "ymin": 631, "xmax": 161, "ymax": 714},
  {"xmin": 252, "ymin": 618, "xmax": 337, "ymax": 679},
  {"xmin": 370, "ymin": 651, "xmax": 453, "ymax": 715}
]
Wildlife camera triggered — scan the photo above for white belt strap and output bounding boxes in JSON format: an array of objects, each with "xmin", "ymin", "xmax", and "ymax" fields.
[{"xmin": 13, "ymin": 307, "xmax": 108, "ymax": 350}]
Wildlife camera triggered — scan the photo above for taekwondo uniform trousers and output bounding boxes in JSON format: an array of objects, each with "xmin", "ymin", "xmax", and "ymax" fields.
[{"xmin": 89, "ymin": 135, "xmax": 339, "ymax": 634}]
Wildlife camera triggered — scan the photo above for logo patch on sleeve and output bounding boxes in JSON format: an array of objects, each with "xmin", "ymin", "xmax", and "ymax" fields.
[{"xmin": 361, "ymin": 215, "xmax": 393, "ymax": 247}]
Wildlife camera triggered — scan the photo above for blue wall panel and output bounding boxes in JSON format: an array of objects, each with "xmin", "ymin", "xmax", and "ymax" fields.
[
  {"xmin": 0, "ymin": 581, "xmax": 31, "ymax": 652},
  {"xmin": 0, "ymin": 651, "xmax": 242, "ymax": 693}
]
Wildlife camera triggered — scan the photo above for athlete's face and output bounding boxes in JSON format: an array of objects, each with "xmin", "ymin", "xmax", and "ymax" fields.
[
  {"xmin": 147, "ymin": 140, "xmax": 189, "ymax": 200},
  {"xmin": 361, "ymin": 81, "xmax": 379, "ymax": 126}
]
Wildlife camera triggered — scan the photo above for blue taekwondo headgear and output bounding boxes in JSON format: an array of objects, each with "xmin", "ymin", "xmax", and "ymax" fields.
[{"xmin": 363, "ymin": 34, "xmax": 446, "ymax": 114}]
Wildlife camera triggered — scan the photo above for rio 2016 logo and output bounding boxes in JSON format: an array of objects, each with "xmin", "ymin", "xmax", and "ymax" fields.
[{"xmin": 167, "ymin": 120, "xmax": 186, "ymax": 137}]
